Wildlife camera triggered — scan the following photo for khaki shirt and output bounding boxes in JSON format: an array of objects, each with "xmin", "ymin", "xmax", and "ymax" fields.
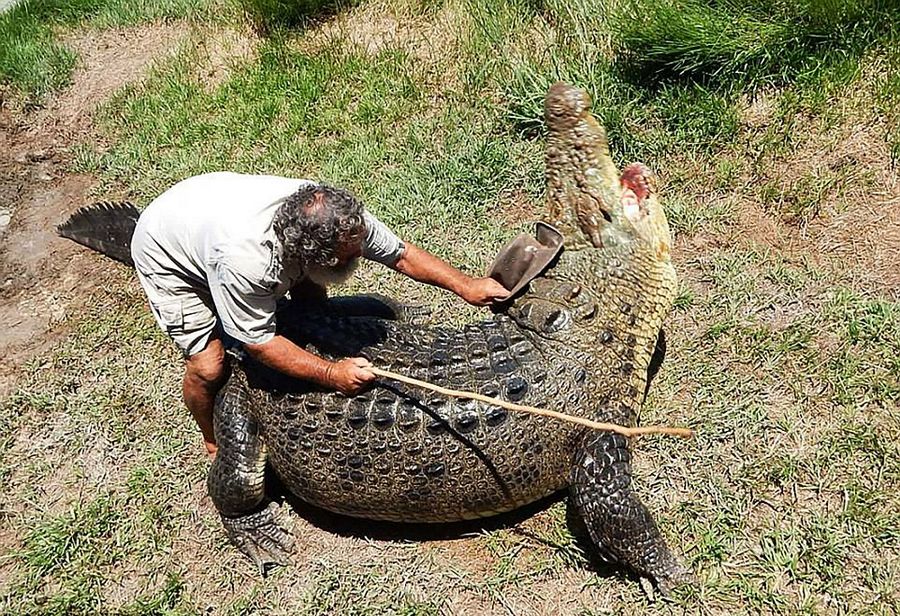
[{"xmin": 131, "ymin": 172, "xmax": 404, "ymax": 345}]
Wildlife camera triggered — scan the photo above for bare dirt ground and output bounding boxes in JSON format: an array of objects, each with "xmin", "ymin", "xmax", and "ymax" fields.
[{"xmin": 0, "ymin": 25, "xmax": 187, "ymax": 396}]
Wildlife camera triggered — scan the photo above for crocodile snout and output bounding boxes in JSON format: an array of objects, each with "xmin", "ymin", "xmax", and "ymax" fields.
[
  {"xmin": 544, "ymin": 82, "xmax": 624, "ymax": 250},
  {"xmin": 545, "ymin": 82, "xmax": 591, "ymax": 129},
  {"xmin": 543, "ymin": 82, "xmax": 672, "ymax": 261}
]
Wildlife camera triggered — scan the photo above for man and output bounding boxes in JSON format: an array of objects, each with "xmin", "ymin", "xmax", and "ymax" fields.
[{"xmin": 130, "ymin": 172, "xmax": 510, "ymax": 457}]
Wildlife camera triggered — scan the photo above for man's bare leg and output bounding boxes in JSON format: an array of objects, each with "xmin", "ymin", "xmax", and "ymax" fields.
[{"xmin": 184, "ymin": 336, "xmax": 228, "ymax": 458}]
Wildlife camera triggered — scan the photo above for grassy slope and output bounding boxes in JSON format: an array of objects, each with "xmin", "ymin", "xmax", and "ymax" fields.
[
  {"xmin": 1, "ymin": 0, "xmax": 899, "ymax": 613},
  {"xmin": 0, "ymin": 0, "xmax": 236, "ymax": 98}
]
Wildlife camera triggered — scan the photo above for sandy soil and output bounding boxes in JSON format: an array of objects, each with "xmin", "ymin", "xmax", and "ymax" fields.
[{"xmin": 0, "ymin": 24, "xmax": 187, "ymax": 396}]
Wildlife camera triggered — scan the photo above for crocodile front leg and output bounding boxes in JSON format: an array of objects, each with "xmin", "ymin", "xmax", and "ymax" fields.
[
  {"xmin": 208, "ymin": 372, "xmax": 293, "ymax": 574},
  {"xmin": 570, "ymin": 433, "xmax": 693, "ymax": 596}
]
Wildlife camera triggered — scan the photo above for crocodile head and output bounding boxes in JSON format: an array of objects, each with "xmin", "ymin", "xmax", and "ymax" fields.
[
  {"xmin": 505, "ymin": 82, "xmax": 677, "ymax": 404},
  {"xmin": 544, "ymin": 82, "xmax": 671, "ymax": 259}
]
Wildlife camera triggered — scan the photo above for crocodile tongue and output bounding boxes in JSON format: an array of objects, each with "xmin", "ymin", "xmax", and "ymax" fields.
[{"xmin": 544, "ymin": 82, "xmax": 623, "ymax": 250}]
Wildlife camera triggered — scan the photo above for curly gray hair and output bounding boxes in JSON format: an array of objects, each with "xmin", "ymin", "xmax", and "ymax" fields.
[{"xmin": 273, "ymin": 184, "xmax": 366, "ymax": 268}]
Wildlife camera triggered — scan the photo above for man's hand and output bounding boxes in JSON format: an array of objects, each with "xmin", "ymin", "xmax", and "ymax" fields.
[
  {"xmin": 460, "ymin": 277, "xmax": 511, "ymax": 306},
  {"xmin": 325, "ymin": 357, "xmax": 376, "ymax": 395}
]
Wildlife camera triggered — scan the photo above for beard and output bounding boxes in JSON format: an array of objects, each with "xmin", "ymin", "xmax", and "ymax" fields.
[{"xmin": 304, "ymin": 257, "xmax": 360, "ymax": 287}]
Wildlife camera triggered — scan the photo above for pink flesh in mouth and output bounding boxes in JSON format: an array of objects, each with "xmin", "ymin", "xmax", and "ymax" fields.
[{"xmin": 620, "ymin": 163, "xmax": 651, "ymax": 200}]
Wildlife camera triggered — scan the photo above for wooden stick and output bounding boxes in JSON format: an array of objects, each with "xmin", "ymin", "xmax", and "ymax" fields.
[{"xmin": 369, "ymin": 367, "xmax": 694, "ymax": 440}]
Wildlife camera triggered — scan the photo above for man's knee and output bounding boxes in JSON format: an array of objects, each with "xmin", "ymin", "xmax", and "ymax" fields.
[{"xmin": 185, "ymin": 338, "xmax": 228, "ymax": 391}]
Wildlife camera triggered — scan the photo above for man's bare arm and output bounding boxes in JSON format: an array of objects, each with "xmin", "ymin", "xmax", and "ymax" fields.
[
  {"xmin": 392, "ymin": 242, "xmax": 510, "ymax": 306},
  {"xmin": 243, "ymin": 335, "xmax": 375, "ymax": 395}
]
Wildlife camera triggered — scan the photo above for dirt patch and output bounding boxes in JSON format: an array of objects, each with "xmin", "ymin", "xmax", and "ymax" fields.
[
  {"xmin": 303, "ymin": 2, "xmax": 407, "ymax": 57},
  {"xmin": 298, "ymin": 1, "xmax": 468, "ymax": 83},
  {"xmin": 496, "ymin": 187, "xmax": 541, "ymax": 228},
  {"xmin": 195, "ymin": 27, "xmax": 259, "ymax": 91},
  {"xmin": 26, "ymin": 24, "xmax": 187, "ymax": 139},
  {"xmin": 673, "ymin": 82, "xmax": 900, "ymax": 301},
  {"xmin": 817, "ymin": 193, "xmax": 900, "ymax": 297},
  {"xmin": 0, "ymin": 23, "xmax": 188, "ymax": 396}
]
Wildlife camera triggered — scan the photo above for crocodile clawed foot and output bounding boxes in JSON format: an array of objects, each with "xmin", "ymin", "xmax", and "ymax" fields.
[
  {"xmin": 650, "ymin": 560, "xmax": 697, "ymax": 600},
  {"xmin": 221, "ymin": 505, "xmax": 294, "ymax": 576}
]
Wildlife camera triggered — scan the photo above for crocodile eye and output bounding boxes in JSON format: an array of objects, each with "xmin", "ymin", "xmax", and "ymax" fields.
[{"xmin": 543, "ymin": 308, "xmax": 571, "ymax": 333}]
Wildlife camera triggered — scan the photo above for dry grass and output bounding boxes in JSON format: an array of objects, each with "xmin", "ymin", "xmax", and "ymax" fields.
[
  {"xmin": 194, "ymin": 26, "xmax": 261, "ymax": 91},
  {"xmin": 15, "ymin": 24, "xmax": 189, "ymax": 138},
  {"xmin": 295, "ymin": 0, "xmax": 471, "ymax": 91}
]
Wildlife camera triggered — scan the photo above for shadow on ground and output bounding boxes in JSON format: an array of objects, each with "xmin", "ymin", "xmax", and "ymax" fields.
[
  {"xmin": 265, "ymin": 470, "xmax": 636, "ymax": 584},
  {"xmin": 241, "ymin": 0, "xmax": 362, "ymax": 33}
]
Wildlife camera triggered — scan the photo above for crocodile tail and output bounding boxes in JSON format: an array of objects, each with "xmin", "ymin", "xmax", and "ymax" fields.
[{"xmin": 57, "ymin": 202, "xmax": 141, "ymax": 268}]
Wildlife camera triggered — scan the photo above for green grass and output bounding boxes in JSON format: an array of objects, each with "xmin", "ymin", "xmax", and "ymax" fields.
[
  {"xmin": 468, "ymin": 0, "xmax": 900, "ymax": 177},
  {"xmin": 639, "ymin": 247, "xmax": 900, "ymax": 612},
  {"xmin": 83, "ymin": 32, "xmax": 540, "ymax": 271},
  {"xmin": 878, "ymin": 47, "xmax": 900, "ymax": 162},
  {"xmin": 611, "ymin": 0, "xmax": 900, "ymax": 85},
  {"xmin": 0, "ymin": 0, "xmax": 230, "ymax": 98},
  {"xmin": 0, "ymin": 7, "xmax": 77, "ymax": 96},
  {"xmin": 0, "ymin": 281, "xmax": 205, "ymax": 614}
]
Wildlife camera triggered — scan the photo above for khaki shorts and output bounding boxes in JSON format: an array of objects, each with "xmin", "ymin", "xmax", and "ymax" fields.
[{"xmin": 135, "ymin": 268, "xmax": 219, "ymax": 357}]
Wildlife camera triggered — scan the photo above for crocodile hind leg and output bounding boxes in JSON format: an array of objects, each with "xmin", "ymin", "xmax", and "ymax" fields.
[
  {"xmin": 570, "ymin": 432, "xmax": 694, "ymax": 596},
  {"xmin": 207, "ymin": 374, "xmax": 293, "ymax": 575}
]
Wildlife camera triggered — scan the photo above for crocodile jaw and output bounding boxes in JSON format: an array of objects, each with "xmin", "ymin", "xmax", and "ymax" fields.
[
  {"xmin": 543, "ymin": 82, "xmax": 672, "ymax": 261},
  {"xmin": 502, "ymin": 82, "xmax": 677, "ymax": 393}
]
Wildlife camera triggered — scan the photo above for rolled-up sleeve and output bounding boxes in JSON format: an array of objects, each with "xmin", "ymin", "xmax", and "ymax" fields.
[
  {"xmin": 362, "ymin": 211, "xmax": 405, "ymax": 266},
  {"xmin": 208, "ymin": 260, "xmax": 277, "ymax": 345}
]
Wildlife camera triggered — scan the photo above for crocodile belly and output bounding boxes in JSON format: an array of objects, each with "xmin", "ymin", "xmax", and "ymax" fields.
[{"xmin": 265, "ymin": 408, "xmax": 574, "ymax": 522}]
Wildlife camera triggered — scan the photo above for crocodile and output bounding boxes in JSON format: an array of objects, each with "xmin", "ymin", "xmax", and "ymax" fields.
[{"xmin": 58, "ymin": 82, "xmax": 693, "ymax": 595}]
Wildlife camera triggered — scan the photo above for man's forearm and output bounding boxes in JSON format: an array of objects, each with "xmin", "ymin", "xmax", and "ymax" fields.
[
  {"xmin": 243, "ymin": 335, "xmax": 333, "ymax": 386},
  {"xmin": 243, "ymin": 335, "xmax": 376, "ymax": 394},
  {"xmin": 392, "ymin": 243, "xmax": 469, "ymax": 295},
  {"xmin": 391, "ymin": 242, "xmax": 510, "ymax": 306}
]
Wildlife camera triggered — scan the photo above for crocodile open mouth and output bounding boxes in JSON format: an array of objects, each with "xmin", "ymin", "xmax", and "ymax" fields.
[{"xmin": 544, "ymin": 82, "xmax": 620, "ymax": 250}]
